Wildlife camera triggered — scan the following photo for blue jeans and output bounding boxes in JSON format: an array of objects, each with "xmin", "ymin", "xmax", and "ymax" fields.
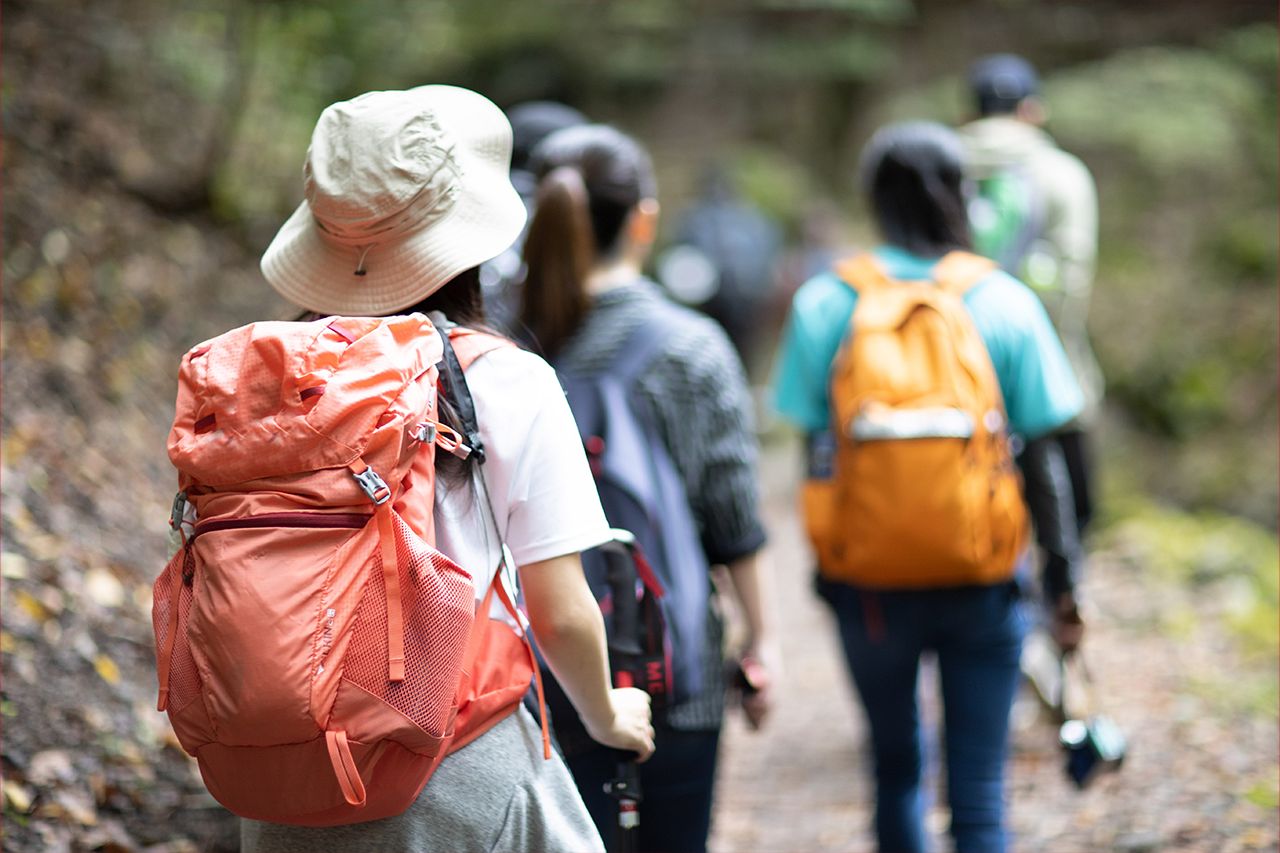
[{"xmin": 819, "ymin": 578, "xmax": 1028, "ymax": 853}]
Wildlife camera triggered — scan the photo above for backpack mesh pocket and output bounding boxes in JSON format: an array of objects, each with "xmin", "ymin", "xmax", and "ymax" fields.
[
  {"xmin": 152, "ymin": 550, "xmax": 203, "ymax": 714},
  {"xmin": 341, "ymin": 512, "xmax": 475, "ymax": 737}
]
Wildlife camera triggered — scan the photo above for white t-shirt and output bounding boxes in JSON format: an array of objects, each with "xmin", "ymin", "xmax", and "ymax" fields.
[{"xmin": 432, "ymin": 345, "xmax": 612, "ymax": 620}]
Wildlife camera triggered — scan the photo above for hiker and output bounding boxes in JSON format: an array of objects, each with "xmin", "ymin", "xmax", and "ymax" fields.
[
  {"xmin": 220, "ymin": 86, "xmax": 654, "ymax": 853},
  {"xmin": 659, "ymin": 164, "xmax": 782, "ymax": 377},
  {"xmin": 770, "ymin": 120, "xmax": 1086, "ymax": 853},
  {"xmin": 481, "ymin": 100, "xmax": 589, "ymax": 333},
  {"xmin": 959, "ymin": 53, "xmax": 1101, "ymax": 537},
  {"xmin": 516, "ymin": 123, "xmax": 774, "ymax": 853}
]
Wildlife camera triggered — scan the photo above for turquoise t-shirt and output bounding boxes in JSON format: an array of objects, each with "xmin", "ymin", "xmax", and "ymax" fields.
[{"xmin": 770, "ymin": 246, "xmax": 1084, "ymax": 439}]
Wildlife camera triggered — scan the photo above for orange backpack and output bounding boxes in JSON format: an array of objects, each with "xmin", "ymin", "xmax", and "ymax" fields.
[
  {"xmin": 153, "ymin": 314, "xmax": 546, "ymax": 827},
  {"xmin": 803, "ymin": 251, "xmax": 1029, "ymax": 588}
]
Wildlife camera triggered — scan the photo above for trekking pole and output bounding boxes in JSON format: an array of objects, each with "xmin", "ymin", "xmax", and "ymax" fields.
[{"xmin": 601, "ymin": 533, "xmax": 644, "ymax": 853}]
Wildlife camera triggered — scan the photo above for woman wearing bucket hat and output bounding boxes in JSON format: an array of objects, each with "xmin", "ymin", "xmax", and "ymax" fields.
[{"xmin": 242, "ymin": 86, "xmax": 654, "ymax": 853}]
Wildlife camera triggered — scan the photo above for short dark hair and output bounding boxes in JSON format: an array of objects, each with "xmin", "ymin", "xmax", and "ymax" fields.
[
  {"xmin": 970, "ymin": 53, "xmax": 1040, "ymax": 117},
  {"xmin": 858, "ymin": 121, "xmax": 971, "ymax": 258}
]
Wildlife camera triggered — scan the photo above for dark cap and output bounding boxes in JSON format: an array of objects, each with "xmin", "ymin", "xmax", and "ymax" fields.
[
  {"xmin": 507, "ymin": 101, "xmax": 589, "ymax": 172},
  {"xmin": 969, "ymin": 53, "xmax": 1039, "ymax": 116}
]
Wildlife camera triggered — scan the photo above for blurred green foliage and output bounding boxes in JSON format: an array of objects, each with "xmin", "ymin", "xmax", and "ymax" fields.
[
  {"xmin": 5, "ymin": 0, "xmax": 1276, "ymax": 531},
  {"xmin": 1048, "ymin": 45, "xmax": 1271, "ymax": 176},
  {"xmin": 1106, "ymin": 495, "xmax": 1279, "ymax": 659}
]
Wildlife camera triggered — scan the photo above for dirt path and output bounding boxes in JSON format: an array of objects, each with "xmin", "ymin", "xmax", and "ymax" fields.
[
  {"xmin": 707, "ymin": 436, "xmax": 1279, "ymax": 853},
  {"xmin": 708, "ymin": 438, "xmax": 880, "ymax": 852}
]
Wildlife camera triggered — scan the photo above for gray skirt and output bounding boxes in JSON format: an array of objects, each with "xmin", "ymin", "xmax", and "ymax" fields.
[{"xmin": 241, "ymin": 705, "xmax": 604, "ymax": 853}]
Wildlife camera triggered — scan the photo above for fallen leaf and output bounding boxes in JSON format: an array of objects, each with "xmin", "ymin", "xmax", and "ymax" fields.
[
  {"xmin": 133, "ymin": 583, "xmax": 153, "ymax": 613},
  {"xmin": 11, "ymin": 655, "xmax": 36, "ymax": 683},
  {"xmin": 2, "ymin": 779, "xmax": 34, "ymax": 813},
  {"xmin": 13, "ymin": 589, "xmax": 52, "ymax": 623},
  {"xmin": 87, "ymin": 772, "xmax": 108, "ymax": 804},
  {"xmin": 36, "ymin": 584, "xmax": 64, "ymax": 615},
  {"xmin": 32, "ymin": 819, "xmax": 73, "ymax": 851},
  {"xmin": 0, "ymin": 631, "xmax": 15, "ymax": 653},
  {"xmin": 76, "ymin": 817, "xmax": 139, "ymax": 853},
  {"xmin": 81, "ymin": 705, "xmax": 113, "ymax": 733},
  {"xmin": 1237, "ymin": 826, "xmax": 1273, "ymax": 850},
  {"xmin": 1, "ymin": 551, "xmax": 29, "ymax": 579},
  {"xmin": 27, "ymin": 750, "xmax": 75, "ymax": 786},
  {"xmin": 0, "ymin": 498, "xmax": 34, "ymax": 533},
  {"xmin": 84, "ymin": 567, "xmax": 125, "ymax": 608},
  {"xmin": 52, "ymin": 786, "xmax": 97, "ymax": 826},
  {"xmin": 94, "ymin": 653, "xmax": 121, "ymax": 685},
  {"xmin": 0, "ymin": 436, "xmax": 28, "ymax": 468},
  {"xmin": 25, "ymin": 533, "xmax": 63, "ymax": 562}
]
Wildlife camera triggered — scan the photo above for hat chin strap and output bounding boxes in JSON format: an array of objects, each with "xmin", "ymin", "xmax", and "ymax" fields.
[{"xmin": 353, "ymin": 244, "xmax": 373, "ymax": 276}]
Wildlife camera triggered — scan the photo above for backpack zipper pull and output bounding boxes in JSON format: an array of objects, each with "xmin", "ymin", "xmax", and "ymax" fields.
[{"xmin": 424, "ymin": 422, "xmax": 474, "ymax": 460}]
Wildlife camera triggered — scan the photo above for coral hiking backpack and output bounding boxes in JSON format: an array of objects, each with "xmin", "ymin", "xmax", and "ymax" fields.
[
  {"xmin": 803, "ymin": 251, "xmax": 1029, "ymax": 588},
  {"xmin": 153, "ymin": 314, "xmax": 544, "ymax": 827}
]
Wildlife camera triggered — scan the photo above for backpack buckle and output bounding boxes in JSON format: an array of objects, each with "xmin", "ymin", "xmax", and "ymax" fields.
[
  {"xmin": 169, "ymin": 491, "xmax": 188, "ymax": 530},
  {"xmin": 413, "ymin": 422, "xmax": 437, "ymax": 444},
  {"xmin": 351, "ymin": 466, "xmax": 391, "ymax": 505}
]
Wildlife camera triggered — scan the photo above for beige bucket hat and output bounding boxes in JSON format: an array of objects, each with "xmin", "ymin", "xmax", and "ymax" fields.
[{"xmin": 261, "ymin": 85, "xmax": 526, "ymax": 315}]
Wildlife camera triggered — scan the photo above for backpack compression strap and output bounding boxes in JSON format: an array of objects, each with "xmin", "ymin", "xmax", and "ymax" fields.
[{"xmin": 343, "ymin": 322, "xmax": 513, "ymax": 685}]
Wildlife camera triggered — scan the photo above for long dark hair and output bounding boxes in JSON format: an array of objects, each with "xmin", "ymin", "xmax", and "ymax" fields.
[
  {"xmin": 858, "ymin": 121, "xmax": 972, "ymax": 258},
  {"xmin": 400, "ymin": 266, "xmax": 489, "ymax": 491},
  {"xmin": 517, "ymin": 124, "xmax": 657, "ymax": 359}
]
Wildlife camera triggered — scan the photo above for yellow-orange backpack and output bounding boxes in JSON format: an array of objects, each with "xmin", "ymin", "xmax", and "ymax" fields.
[{"xmin": 803, "ymin": 251, "xmax": 1029, "ymax": 588}]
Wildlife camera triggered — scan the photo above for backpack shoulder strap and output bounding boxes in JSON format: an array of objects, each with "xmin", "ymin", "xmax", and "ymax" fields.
[
  {"xmin": 427, "ymin": 313, "xmax": 515, "ymax": 464},
  {"xmin": 931, "ymin": 251, "xmax": 998, "ymax": 297},
  {"xmin": 832, "ymin": 253, "xmax": 942, "ymax": 335},
  {"xmin": 449, "ymin": 328, "xmax": 516, "ymax": 371},
  {"xmin": 832, "ymin": 252, "xmax": 895, "ymax": 295},
  {"xmin": 607, "ymin": 304, "xmax": 678, "ymax": 385}
]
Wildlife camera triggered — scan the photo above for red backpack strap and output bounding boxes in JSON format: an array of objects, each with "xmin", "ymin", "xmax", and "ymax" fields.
[{"xmin": 458, "ymin": 569, "xmax": 552, "ymax": 761}]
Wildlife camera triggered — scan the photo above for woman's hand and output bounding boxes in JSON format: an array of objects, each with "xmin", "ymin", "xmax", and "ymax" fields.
[
  {"xmin": 733, "ymin": 641, "xmax": 779, "ymax": 731},
  {"xmin": 584, "ymin": 686, "xmax": 656, "ymax": 761},
  {"xmin": 520, "ymin": 553, "xmax": 657, "ymax": 762},
  {"xmin": 723, "ymin": 552, "xmax": 778, "ymax": 731}
]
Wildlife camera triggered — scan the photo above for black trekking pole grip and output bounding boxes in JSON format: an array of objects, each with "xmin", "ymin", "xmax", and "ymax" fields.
[{"xmin": 600, "ymin": 532, "xmax": 643, "ymax": 851}]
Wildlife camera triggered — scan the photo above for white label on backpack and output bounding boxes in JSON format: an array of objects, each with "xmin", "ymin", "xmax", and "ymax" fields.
[
  {"xmin": 317, "ymin": 608, "xmax": 337, "ymax": 674},
  {"xmin": 849, "ymin": 407, "xmax": 975, "ymax": 441}
]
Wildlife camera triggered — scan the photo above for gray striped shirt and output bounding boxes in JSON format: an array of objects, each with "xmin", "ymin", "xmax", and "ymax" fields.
[{"xmin": 553, "ymin": 278, "xmax": 767, "ymax": 730}]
